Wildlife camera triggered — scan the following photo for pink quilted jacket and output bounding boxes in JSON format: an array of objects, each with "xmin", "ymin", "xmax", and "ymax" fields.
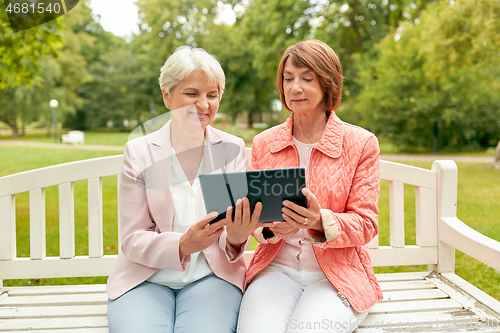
[{"xmin": 245, "ymin": 111, "xmax": 383, "ymax": 313}]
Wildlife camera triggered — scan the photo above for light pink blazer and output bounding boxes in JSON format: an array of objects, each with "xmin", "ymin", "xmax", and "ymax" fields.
[{"xmin": 107, "ymin": 121, "xmax": 248, "ymax": 300}]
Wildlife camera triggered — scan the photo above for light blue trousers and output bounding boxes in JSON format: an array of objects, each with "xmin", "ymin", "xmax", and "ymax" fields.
[{"xmin": 107, "ymin": 274, "xmax": 242, "ymax": 333}]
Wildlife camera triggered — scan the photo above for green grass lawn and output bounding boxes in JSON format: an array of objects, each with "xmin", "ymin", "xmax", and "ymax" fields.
[{"xmin": 1, "ymin": 146, "xmax": 499, "ymax": 301}]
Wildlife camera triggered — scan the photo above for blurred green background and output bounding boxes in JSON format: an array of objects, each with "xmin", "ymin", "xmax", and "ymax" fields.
[{"xmin": 1, "ymin": 0, "xmax": 500, "ymax": 153}]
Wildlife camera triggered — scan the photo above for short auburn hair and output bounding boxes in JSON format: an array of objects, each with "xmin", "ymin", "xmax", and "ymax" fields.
[{"xmin": 277, "ymin": 40, "xmax": 343, "ymax": 112}]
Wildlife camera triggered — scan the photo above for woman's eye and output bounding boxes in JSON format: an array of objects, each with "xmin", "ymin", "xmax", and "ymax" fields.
[
  {"xmin": 284, "ymin": 78, "xmax": 293, "ymax": 82},
  {"xmin": 304, "ymin": 78, "xmax": 312, "ymax": 82},
  {"xmin": 209, "ymin": 95, "xmax": 218, "ymax": 99},
  {"xmin": 185, "ymin": 93, "xmax": 196, "ymax": 96}
]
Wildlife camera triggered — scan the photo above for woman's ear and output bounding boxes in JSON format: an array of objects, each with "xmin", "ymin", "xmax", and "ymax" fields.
[{"xmin": 162, "ymin": 89, "xmax": 171, "ymax": 109}]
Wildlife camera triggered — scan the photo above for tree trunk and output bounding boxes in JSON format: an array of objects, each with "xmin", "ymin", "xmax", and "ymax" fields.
[
  {"xmin": 494, "ymin": 141, "xmax": 500, "ymax": 170},
  {"xmin": 10, "ymin": 112, "xmax": 19, "ymax": 138},
  {"xmin": 21, "ymin": 117, "xmax": 25, "ymax": 136},
  {"xmin": 433, "ymin": 121, "xmax": 439, "ymax": 154},
  {"xmin": 247, "ymin": 110, "xmax": 254, "ymax": 129}
]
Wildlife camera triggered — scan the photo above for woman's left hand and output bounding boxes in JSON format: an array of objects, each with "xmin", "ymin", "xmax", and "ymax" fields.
[
  {"xmin": 225, "ymin": 197, "xmax": 262, "ymax": 250},
  {"xmin": 282, "ymin": 187, "xmax": 324, "ymax": 233}
]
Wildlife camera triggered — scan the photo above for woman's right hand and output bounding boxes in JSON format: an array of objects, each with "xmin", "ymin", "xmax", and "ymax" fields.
[
  {"xmin": 179, "ymin": 212, "xmax": 225, "ymax": 258},
  {"xmin": 268, "ymin": 221, "xmax": 299, "ymax": 240}
]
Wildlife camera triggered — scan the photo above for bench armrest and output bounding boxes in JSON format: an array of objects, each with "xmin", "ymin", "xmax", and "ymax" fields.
[{"xmin": 440, "ymin": 216, "xmax": 500, "ymax": 271}]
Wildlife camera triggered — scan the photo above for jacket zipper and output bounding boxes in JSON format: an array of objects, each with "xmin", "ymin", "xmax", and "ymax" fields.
[{"xmin": 337, "ymin": 291, "xmax": 351, "ymax": 307}]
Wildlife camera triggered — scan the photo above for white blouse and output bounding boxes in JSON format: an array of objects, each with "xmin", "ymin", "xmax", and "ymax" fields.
[
  {"xmin": 272, "ymin": 136, "xmax": 322, "ymax": 271},
  {"xmin": 292, "ymin": 136, "xmax": 318, "ymax": 185},
  {"xmin": 147, "ymin": 147, "xmax": 213, "ymax": 289}
]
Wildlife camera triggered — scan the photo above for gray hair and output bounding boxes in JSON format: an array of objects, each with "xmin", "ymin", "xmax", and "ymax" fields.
[{"xmin": 158, "ymin": 46, "xmax": 225, "ymax": 98}]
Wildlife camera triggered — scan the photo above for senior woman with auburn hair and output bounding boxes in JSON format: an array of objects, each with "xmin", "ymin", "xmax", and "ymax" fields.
[
  {"xmin": 237, "ymin": 39, "xmax": 383, "ymax": 333},
  {"xmin": 106, "ymin": 46, "xmax": 261, "ymax": 333}
]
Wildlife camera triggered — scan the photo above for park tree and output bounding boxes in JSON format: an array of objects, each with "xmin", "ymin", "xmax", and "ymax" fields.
[
  {"xmin": 75, "ymin": 37, "xmax": 149, "ymax": 130},
  {"xmin": 0, "ymin": 4, "xmax": 64, "ymax": 135},
  {"xmin": 314, "ymin": 0, "xmax": 432, "ymax": 104},
  {"xmin": 232, "ymin": 0, "xmax": 433, "ymax": 126},
  {"xmin": 0, "ymin": 56, "xmax": 64, "ymax": 137},
  {"xmin": 0, "ymin": 4, "xmax": 64, "ymax": 89},
  {"xmin": 130, "ymin": 0, "xmax": 221, "ymax": 120},
  {"xmin": 203, "ymin": 22, "xmax": 276, "ymax": 126},
  {"xmin": 356, "ymin": 0, "xmax": 500, "ymax": 151},
  {"xmin": 62, "ymin": 1, "xmax": 150, "ymax": 130},
  {"xmin": 0, "ymin": 0, "xmax": 99, "ymax": 136},
  {"xmin": 132, "ymin": 0, "xmax": 277, "ymax": 125}
]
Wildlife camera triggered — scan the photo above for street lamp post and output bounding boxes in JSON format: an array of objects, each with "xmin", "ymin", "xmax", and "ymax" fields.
[{"xmin": 49, "ymin": 99, "xmax": 59, "ymax": 143}]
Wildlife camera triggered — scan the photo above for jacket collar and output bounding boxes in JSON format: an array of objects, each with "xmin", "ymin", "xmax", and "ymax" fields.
[
  {"xmin": 271, "ymin": 111, "xmax": 344, "ymax": 159},
  {"xmin": 147, "ymin": 121, "xmax": 225, "ymax": 176},
  {"xmin": 144, "ymin": 121, "xmax": 227, "ymax": 232}
]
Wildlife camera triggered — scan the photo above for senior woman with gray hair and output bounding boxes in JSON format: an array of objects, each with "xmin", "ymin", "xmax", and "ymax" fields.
[{"xmin": 106, "ymin": 46, "xmax": 262, "ymax": 333}]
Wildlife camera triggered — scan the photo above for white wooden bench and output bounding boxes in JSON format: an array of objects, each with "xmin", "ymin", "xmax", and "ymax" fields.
[
  {"xmin": 61, "ymin": 131, "xmax": 85, "ymax": 145},
  {"xmin": 1, "ymin": 149, "xmax": 499, "ymax": 332}
]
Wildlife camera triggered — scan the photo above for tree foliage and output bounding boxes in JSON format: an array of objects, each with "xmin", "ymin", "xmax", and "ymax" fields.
[
  {"xmin": 0, "ymin": 0, "xmax": 97, "ymax": 136},
  {"xmin": 356, "ymin": 0, "xmax": 500, "ymax": 151},
  {"xmin": 0, "ymin": 4, "xmax": 64, "ymax": 89},
  {"xmin": 1, "ymin": 0, "xmax": 499, "ymax": 151},
  {"xmin": 204, "ymin": 23, "xmax": 276, "ymax": 125}
]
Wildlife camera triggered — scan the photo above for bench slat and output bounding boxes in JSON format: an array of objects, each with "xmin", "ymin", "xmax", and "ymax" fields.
[
  {"xmin": 0, "ymin": 195, "xmax": 16, "ymax": 261},
  {"xmin": 0, "ymin": 305, "xmax": 107, "ymax": 319},
  {"xmin": 382, "ymin": 289, "xmax": 448, "ymax": 302},
  {"xmin": 369, "ymin": 246, "xmax": 437, "ymax": 267},
  {"xmin": 88, "ymin": 178, "xmax": 103, "ymax": 258},
  {"xmin": 378, "ymin": 280, "xmax": 436, "ymax": 292},
  {"xmin": 1, "ymin": 293, "xmax": 106, "ymax": 307},
  {"xmin": 0, "ymin": 316, "xmax": 108, "ymax": 331},
  {"xmin": 29, "ymin": 189, "xmax": 46, "ymax": 260},
  {"xmin": 0, "ymin": 155, "xmax": 123, "ymax": 197},
  {"xmin": 416, "ymin": 187, "xmax": 438, "ymax": 248},
  {"xmin": 360, "ymin": 310, "xmax": 492, "ymax": 330},
  {"xmin": 374, "ymin": 271, "xmax": 430, "ymax": 282},
  {"xmin": 380, "ymin": 160, "xmax": 436, "ymax": 189},
  {"xmin": 0, "ymin": 256, "xmax": 117, "ymax": 280},
  {"xmin": 4, "ymin": 284, "xmax": 106, "ymax": 296},
  {"xmin": 389, "ymin": 181, "xmax": 405, "ymax": 248},
  {"xmin": 59, "ymin": 183, "xmax": 75, "ymax": 259},
  {"xmin": 4, "ymin": 327, "xmax": 109, "ymax": 333},
  {"xmin": 370, "ymin": 298, "xmax": 463, "ymax": 314}
]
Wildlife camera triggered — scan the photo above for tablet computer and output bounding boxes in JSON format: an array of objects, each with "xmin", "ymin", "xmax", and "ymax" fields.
[{"xmin": 199, "ymin": 167, "xmax": 307, "ymax": 223}]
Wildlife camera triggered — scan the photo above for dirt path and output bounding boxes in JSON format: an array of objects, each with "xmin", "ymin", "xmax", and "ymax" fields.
[{"xmin": 0, "ymin": 140, "xmax": 123, "ymax": 151}]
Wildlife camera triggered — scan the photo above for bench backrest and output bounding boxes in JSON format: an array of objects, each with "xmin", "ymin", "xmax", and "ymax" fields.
[{"xmin": 0, "ymin": 148, "xmax": 457, "ymax": 282}]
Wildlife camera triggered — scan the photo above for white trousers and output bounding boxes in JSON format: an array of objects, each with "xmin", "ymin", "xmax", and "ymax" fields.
[{"xmin": 237, "ymin": 263, "xmax": 369, "ymax": 333}]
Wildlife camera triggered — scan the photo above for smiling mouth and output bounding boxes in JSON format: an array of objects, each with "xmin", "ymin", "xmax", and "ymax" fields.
[
  {"xmin": 292, "ymin": 99, "xmax": 306, "ymax": 103},
  {"xmin": 188, "ymin": 111, "xmax": 209, "ymax": 119}
]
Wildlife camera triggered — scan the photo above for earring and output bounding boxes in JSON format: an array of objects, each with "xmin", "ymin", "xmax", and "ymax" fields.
[{"xmin": 167, "ymin": 105, "xmax": 170, "ymax": 109}]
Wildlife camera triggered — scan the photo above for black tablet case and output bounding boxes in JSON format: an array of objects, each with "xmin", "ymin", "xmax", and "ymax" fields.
[{"xmin": 199, "ymin": 168, "xmax": 307, "ymax": 223}]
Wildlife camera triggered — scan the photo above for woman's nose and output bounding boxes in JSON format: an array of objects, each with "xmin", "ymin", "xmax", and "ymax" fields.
[
  {"xmin": 291, "ymin": 80, "xmax": 303, "ymax": 93},
  {"xmin": 196, "ymin": 96, "xmax": 209, "ymax": 110}
]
